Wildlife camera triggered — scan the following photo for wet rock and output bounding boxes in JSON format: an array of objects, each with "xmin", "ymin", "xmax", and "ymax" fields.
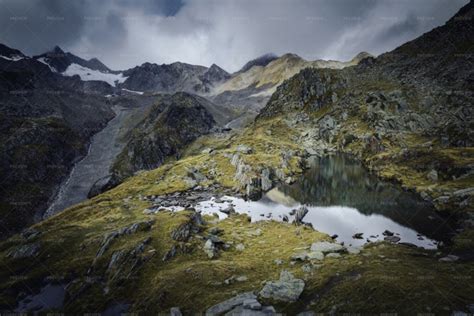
[
  {"xmin": 293, "ymin": 206, "xmax": 308, "ymax": 225},
  {"xmin": 382, "ymin": 230, "xmax": 394, "ymax": 236},
  {"xmin": 310, "ymin": 241, "xmax": 345, "ymax": 254},
  {"xmin": 282, "ymin": 215, "xmax": 289, "ymax": 222},
  {"xmin": 170, "ymin": 307, "xmax": 183, "ymax": 316},
  {"xmin": 7, "ymin": 242, "xmax": 41, "ymax": 259},
  {"xmin": 221, "ymin": 205, "xmax": 236, "ymax": 215},
  {"xmin": 259, "ymin": 270, "xmax": 305, "ymax": 302},
  {"xmin": 384, "ymin": 236, "xmax": 401, "ymax": 243},
  {"xmin": 247, "ymin": 177, "xmax": 263, "ymax": 201},
  {"xmin": 352, "ymin": 233, "xmax": 364, "ymax": 239},
  {"xmin": 261, "ymin": 168, "xmax": 273, "ymax": 191}
]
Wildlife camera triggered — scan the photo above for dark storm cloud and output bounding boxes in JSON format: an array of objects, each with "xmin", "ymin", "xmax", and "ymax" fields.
[{"xmin": 0, "ymin": 0, "xmax": 469, "ymax": 72}]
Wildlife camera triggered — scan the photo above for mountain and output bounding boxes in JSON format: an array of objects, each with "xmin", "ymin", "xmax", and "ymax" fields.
[
  {"xmin": 0, "ymin": 3, "xmax": 472, "ymax": 314},
  {"xmin": 0, "ymin": 43, "xmax": 115, "ymax": 238},
  {"xmin": 33, "ymin": 46, "xmax": 126, "ymax": 87},
  {"xmin": 120, "ymin": 61, "xmax": 229, "ymax": 94},
  {"xmin": 237, "ymin": 53, "xmax": 278, "ymax": 73},
  {"xmin": 105, "ymin": 92, "xmax": 216, "ymax": 188},
  {"xmin": 199, "ymin": 64, "xmax": 231, "ymax": 85},
  {"xmin": 209, "ymin": 52, "xmax": 372, "ymax": 128},
  {"xmin": 0, "ymin": 43, "xmax": 26, "ymax": 61},
  {"xmin": 34, "ymin": 46, "xmax": 111, "ymax": 73}
]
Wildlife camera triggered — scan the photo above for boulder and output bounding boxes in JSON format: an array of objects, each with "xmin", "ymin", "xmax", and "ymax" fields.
[
  {"xmin": 259, "ymin": 270, "xmax": 305, "ymax": 302},
  {"xmin": 170, "ymin": 307, "xmax": 183, "ymax": 316},
  {"xmin": 205, "ymin": 292, "xmax": 257, "ymax": 315},
  {"xmin": 204, "ymin": 239, "xmax": 217, "ymax": 259},
  {"xmin": 293, "ymin": 206, "xmax": 309, "ymax": 225},
  {"xmin": 427, "ymin": 169, "xmax": 438, "ymax": 182},
  {"xmin": 310, "ymin": 241, "xmax": 345, "ymax": 254}
]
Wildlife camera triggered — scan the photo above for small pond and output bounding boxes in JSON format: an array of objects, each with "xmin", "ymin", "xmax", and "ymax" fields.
[{"xmin": 193, "ymin": 154, "xmax": 455, "ymax": 249}]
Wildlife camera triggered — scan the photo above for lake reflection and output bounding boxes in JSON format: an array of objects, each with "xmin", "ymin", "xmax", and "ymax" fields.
[{"xmin": 195, "ymin": 154, "xmax": 455, "ymax": 249}]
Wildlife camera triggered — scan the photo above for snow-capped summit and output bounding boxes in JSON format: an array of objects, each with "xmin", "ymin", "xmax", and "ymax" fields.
[{"xmin": 34, "ymin": 46, "xmax": 126, "ymax": 86}]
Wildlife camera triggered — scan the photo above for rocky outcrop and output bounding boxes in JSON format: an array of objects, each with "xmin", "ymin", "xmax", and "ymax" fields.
[{"xmin": 107, "ymin": 92, "xmax": 216, "ymax": 186}]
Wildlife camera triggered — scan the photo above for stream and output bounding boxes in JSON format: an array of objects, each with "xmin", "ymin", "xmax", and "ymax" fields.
[{"xmin": 190, "ymin": 154, "xmax": 455, "ymax": 249}]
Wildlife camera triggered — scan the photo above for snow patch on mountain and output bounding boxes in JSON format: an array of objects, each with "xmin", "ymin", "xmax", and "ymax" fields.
[
  {"xmin": 0, "ymin": 54, "xmax": 25, "ymax": 61},
  {"xmin": 37, "ymin": 57, "xmax": 58, "ymax": 72},
  {"xmin": 63, "ymin": 63, "xmax": 127, "ymax": 86}
]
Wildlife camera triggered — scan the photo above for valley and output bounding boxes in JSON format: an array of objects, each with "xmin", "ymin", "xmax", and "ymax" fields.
[{"xmin": 0, "ymin": 1, "xmax": 472, "ymax": 314}]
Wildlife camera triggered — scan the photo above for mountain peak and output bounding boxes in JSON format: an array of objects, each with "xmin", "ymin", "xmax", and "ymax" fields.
[
  {"xmin": 238, "ymin": 53, "xmax": 279, "ymax": 73},
  {"xmin": 351, "ymin": 52, "xmax": 373, "ymax": 63}
]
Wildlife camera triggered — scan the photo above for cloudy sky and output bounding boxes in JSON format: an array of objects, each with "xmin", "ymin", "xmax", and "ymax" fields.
[{"xmin": 0, "ymin": 0, "xmax": 469, "ymax": 72}]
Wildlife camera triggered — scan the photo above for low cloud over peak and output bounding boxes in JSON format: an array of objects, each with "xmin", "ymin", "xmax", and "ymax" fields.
[{"xmin": 0, "ymin": 0, "xmax": 468, "ymax": 72}]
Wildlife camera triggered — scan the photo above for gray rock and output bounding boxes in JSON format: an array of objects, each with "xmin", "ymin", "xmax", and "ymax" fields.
[
  {"xmin": 204, "ymin": 239, "xmax": 218, "ymax": 259},
  {"xmin": 310, "ymin": 241, "xmax": 345, "ymax": 254},
  {"xmin": 206, "ymin": 292, "xmax": 257, "ymax": 315},
  {"xmin": 325, "ymin": 253, "xmax": 341, "ymax": 258},
  {"xmin": 261, "ymin": 168, "xmax": 273, "ymax": 191},
  {"xmin": 307, "ymin": 251, "xmax": 324, "ymax": 260},
  {"xmin": 291, "ymin": 251, "xmax": 308, "ymax": 261},
  {"xmin": 427, "ymin": 169, "xmax": 438, "ymax": 182},
  {"xmin": 236, "ymin": 145, "xmax": 253, "ymax": 154},
  {"xmin": 171, "ymin": 212, "xmax": 204, "ymax": 241},
  {"xmin": 293, "ymin": 206, "xmax": 309, "ymax": 225},
  {"xmin": 439, "ymin": 254, "xmax": 459, "ymax": 262},
  {"xmin": 259, "ymin": 270, "xmax": 305, "ymax": 302},
  {"xmin": 243, "ymin": 298, "xmax": 261, "ymax": 310},
  {"xmin": 384, "ymin": 236, "xmax": 401, "ymax": 243},
  {"xmin": 170, "ymin": 307, "xmax": 183, "ymax": 316},
  {"xmin": 221, "ymin": 205, "xmax": 236, "ymax": 215},
  {"xmin": 162, "ymin": 245, "xmax": 177, "ymax": 261}
]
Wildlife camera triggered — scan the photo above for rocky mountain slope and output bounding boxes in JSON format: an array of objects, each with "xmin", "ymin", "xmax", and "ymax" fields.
[
  {"xmin": 105, "ymin": 92, "xmax": 218, "ymax": 190},
  {"xmin": 0, "ymin": 44, "xmax": 115, "ymax": 238},
  {"xmin": 209, "ymin": 52, "xmax": 372, "ymax": 128},
  {"xmin": 0, "ymin": 2, "xmax": 472, "ymax": 314}
]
